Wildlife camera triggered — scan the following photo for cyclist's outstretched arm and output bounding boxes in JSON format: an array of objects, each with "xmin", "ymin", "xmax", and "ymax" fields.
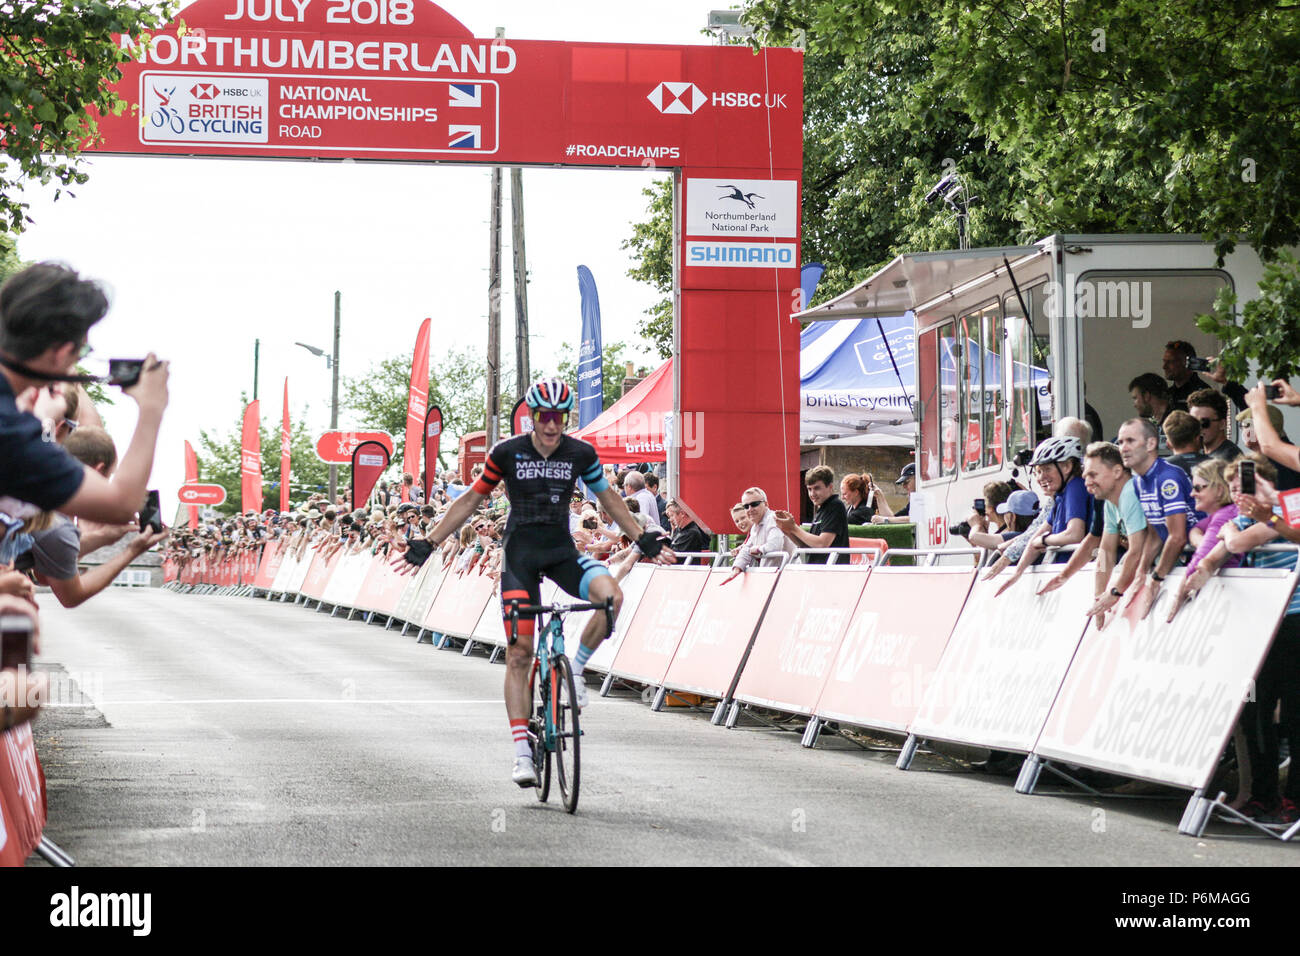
[
  {"xmin": 595, "ymin": 486, "xmax": 645, "ymax": 542},
  {"xmin": 427, "ymin": 488, "xmax": 485, "ymax": 547}
]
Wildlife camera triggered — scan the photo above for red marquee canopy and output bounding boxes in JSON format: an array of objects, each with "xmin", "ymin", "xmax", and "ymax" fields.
[{"xmin": 574, "ymin": 359, "xmax": 672, "ymax": 465}]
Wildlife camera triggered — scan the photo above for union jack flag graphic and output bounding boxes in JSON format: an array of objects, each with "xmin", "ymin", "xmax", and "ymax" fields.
[
  {"xmin": 448, "ymin": 83, "xmax": 482, "ymax": 108},
  {"xmin": 448, "ymin": 125, "xmax": 480, "ymax": 148}
]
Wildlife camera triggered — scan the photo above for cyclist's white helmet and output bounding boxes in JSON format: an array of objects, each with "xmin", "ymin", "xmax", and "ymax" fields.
[{"xmin": 525, "ymin": 377, "xmax": 574, "ymax": 412}]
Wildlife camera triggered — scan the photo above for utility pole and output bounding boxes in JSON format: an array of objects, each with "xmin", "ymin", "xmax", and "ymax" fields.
[
  {"xmin": 329, "ymin": 291, "xmax": 341, "ymax": 502},
  {"xmin": 511, "ymin": 167, "xmax": 530, "ymax": 397},
  {"xmin": 253, "ymin": 338, "xmax": 260, "ymax": 401},
  {"xmin": 487, "ymin": 166, "xmax": 502, "ymax": 441}
]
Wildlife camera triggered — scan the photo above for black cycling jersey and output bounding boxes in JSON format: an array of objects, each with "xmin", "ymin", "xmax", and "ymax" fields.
[{"xmin": 472, "ymin": 433, "xmax": 609, "ymax": 534}]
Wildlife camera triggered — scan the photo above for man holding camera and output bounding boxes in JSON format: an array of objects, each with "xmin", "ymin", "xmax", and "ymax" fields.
[{"xmin": 0, "ymin": 263, "xmax": 169, "ymax": 526}]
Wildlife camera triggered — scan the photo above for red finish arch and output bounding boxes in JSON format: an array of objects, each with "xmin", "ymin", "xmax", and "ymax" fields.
[{"xmin": 90, "ymin": 0, "xmax": 803, "ymax": 529}]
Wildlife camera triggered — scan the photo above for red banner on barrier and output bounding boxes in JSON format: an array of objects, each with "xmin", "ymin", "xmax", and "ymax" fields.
[
  {"xmin": 731, "ymin": 566, "xmax": 870, "ymax": 716},
  {"xmin": 660, "ymin": 567, "xmax": 779, "ymax": 699},
  {"xmin": 0, "ymin": 725, "xmax": 46, "ymax": 867},
  {"xmin": 608, "ymin": 565, "xmax": 709, "ymax": 686},
  {"xmin": 813, "ymin": 567, "xmax": 974, "ymax": 734},
  {"xmin": 253, "ymin": 541, "xmax": 285, "ymax": 589},
  {"xmin": 424, "ymin": 562, "xmax": 496, "ymax": 638}
]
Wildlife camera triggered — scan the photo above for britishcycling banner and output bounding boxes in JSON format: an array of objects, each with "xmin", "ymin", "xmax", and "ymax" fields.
[
  {"xmin": 351, "ymin": 440, "xmax": 391, "ymax": 508},
  {"xmin": 402, "ymin": 317, "xmax": 431, "ymax": 500},
  {"xmin": 423, "ymin": 404, "xmax": 442, "ymax": 500},
  {"xmin": 280, "ymin": 378, "xmax": 291, "ymax": 513},
  {"xmin": 241, "ymin": 399, "xmax": 262, "ymax": 513},
  {"xmin": 576, "ymin": 265, "xmax": 603, "ymax": 429},
  {"xmin": 184, "ymin": 438, "xmax": 199, "ymax": 528}
]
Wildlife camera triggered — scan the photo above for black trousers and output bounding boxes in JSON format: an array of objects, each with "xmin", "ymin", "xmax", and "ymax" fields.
[{"xmin": 1242, "ymin": 614, "xmax": 1300, "ymax": 803}]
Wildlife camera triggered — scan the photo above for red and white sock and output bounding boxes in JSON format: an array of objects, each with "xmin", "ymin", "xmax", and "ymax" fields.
[{"xmin": 510, "ymin": 718, "xmax": 531, "ymax": 760}]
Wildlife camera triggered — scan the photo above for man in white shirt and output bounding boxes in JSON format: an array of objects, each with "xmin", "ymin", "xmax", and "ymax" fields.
[
  {"xmin": 623, "ymin": 470, "xmax": 664, "ymax": 531},
  {"xmin": 722, "ymin": 486, "xmax": 796, "ymax": 583}
]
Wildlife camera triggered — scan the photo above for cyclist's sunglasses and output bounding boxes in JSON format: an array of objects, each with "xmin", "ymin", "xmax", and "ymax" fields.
[{"xmin": 531, "ymin": 409, "xmax": 568, "ymax": 427}]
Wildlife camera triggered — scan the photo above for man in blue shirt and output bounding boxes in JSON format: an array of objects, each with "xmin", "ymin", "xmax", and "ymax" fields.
[{"xmin": 1117, "ymin": 417, "xmax": 1193, "ymax": 618}]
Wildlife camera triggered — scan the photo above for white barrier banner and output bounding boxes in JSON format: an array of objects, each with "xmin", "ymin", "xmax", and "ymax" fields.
[
  {"xmin": 390, "ymin": 559, "xmax": 432, "ymax": 625},
  {"xmin": 270, "ymin": 548, "xmax": 301, "ymax": 593},
  {"xmin": 908, "ymin": 569, "xmax": 1092, "ymax": 752},
  {"xmin": 1035, "ymin": 567, "xmax": 1299, "ymax": 789},
  {"xmin": 321, "ymin": 550, "xmax": 371, "ymax": 608}
]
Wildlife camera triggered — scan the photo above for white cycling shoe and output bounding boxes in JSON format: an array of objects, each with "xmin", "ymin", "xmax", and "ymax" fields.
[
  {"xmin": 572, "ymin": 677, "xmax": 589, "ymax": 710},
  {"xmin": 512, "ymin": 755, "xmax": 538, "ymax": 788}
]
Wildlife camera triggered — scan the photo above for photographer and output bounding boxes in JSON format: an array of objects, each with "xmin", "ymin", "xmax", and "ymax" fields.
[
  {"xmin": 1245, "ymin": 380, "xmax": 1300, "ymax": 474},
  {"xmin": 0, "ymin": 264, "xmax": 168, "ymax": 525}
]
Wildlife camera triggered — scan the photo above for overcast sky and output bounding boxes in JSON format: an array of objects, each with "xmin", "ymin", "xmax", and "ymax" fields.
[{"xmin": 15, "ymin": 1, "xmax": 724, "ymax": 511}]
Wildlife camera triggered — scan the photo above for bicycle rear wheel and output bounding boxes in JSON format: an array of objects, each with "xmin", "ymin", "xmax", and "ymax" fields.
[
  {"xmin": 530, "ymin": 661, "xmax": 551, "ymax": 802},
  {"xmin": 553, "ymin": 655, "xmax": 581, "ymax": 813}
]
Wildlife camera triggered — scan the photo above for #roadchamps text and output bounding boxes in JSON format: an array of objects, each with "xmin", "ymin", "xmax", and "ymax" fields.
[{"xmin": 50, "ymin": 886, "xmax": 152, "ymax": 936}]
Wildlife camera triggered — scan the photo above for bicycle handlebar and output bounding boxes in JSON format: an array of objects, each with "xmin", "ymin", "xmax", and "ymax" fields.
[{"xmin": 506, "ymin": 597, "xmax": 615, "ymax": 644}]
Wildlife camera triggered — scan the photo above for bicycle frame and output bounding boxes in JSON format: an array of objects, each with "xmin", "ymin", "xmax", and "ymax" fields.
[{"xmin": 507, "ymin": 598, "xmax": 612, "ymax": 755}]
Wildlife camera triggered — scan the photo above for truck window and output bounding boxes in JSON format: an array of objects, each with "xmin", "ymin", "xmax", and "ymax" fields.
[
  {"xmin": 982, "ymin": 304, "xmax": 1004, "ymax": 468},
  {"xmin": 1004, "ymin": 279, "xmax": 1051, "ymax": 450},
  {"xmin": 940, "ymin": 320, "xmax": 959, "ymax": 477},
  {"xmin": 917, "ymin": 319, "xmax": 958, "ymax": 480},
  {"xmin": 1077, "ymin": 271, "xmax": 1228, "ymax": 444},
  {"xmin": 959, "ymin": 310, "xmax": 983, "ymax": 472}
]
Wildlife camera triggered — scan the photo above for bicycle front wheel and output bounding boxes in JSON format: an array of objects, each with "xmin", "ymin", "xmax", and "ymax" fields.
[{"xmin": 553, "ymin": 655, "xmax": 581, "ymax": 813}]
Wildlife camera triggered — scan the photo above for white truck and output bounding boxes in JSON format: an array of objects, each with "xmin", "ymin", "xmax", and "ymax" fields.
[{"xmin": 796, "ymin": 233, "xmax": 1278, "ymax": 548}]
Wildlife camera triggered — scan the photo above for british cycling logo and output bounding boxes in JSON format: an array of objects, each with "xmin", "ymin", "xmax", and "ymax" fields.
[{"xmin": 143, "ymin": 74, "xmax": 269, "ymax": 144}]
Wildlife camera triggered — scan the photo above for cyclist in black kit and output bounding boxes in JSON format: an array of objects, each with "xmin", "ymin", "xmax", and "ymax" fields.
[{"xmin": 426, "ymin": 377, "xmax": 675, "ymax": 787}]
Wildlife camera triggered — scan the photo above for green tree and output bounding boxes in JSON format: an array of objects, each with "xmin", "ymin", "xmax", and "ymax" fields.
[
  {"xmin": 742, "ymin": 0, "xmax": 1300, "ymax": 263},
  {"xmin": 621, "ymin": 180, "xmax": 674, "ymax": 358},
  {"xmin": 1198, "ymin": 251, "xmax": 1300, "ymax": 381},
  {"xmin": 194, "ymin": 397, "xmax": 332, "ymax": 515},
  {"xmin": 0, "ymin": 1, "xmax": 175, "ymax": 235},
  {"xmin": 341, "ymin": 346, "xmax": 493, "ymax": 467},
  {"xmin": 553, "ymin": 340, "xmax": 629, "ymax": 411}
]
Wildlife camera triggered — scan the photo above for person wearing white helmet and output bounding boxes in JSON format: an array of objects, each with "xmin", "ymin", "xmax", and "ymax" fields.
[{"xmin": 985, "ymin": 435, "xmax": 1093, "ymax": 595}]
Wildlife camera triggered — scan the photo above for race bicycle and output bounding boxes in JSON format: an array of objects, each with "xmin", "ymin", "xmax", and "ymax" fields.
[{"xmin": 507, "ymin": 597, "xmax": 614, "ymax": 814}]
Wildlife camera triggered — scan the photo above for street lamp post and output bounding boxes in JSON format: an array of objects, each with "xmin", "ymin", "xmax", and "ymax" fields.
[{"xmin": 294, "ymin": 290, "xmax": 342, "ymax": 502}]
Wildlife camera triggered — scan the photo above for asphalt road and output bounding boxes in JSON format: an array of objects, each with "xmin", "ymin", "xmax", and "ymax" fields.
[{"xmin": 27, "ymin": 588, "xmax": 1298, "ymax": 866}]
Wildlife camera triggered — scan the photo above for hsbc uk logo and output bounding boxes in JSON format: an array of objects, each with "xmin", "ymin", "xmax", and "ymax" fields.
[
  {"xmin": 191, "ymin": 83, "xmax": 219, "ymax": 100},
  {"xmin": 648, "ymin": 81, "xmax": 789, "ymax": 114},
  {"xmin": 648, "ymin": 81, "xmax": 706, "ymax": 114}
]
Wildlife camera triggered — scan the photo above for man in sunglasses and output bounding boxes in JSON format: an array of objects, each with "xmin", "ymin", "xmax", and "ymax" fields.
[
  {"xmin": 424, "ymin": 376, "xmax": 674, "ymax": 788},
  {"xmin": 720, "ymin": 486, "xmax": 797, "ymax": 584},
  {"xmin": 1187, "ymin": 388, "xmax": 1242, "ymax": 462}
]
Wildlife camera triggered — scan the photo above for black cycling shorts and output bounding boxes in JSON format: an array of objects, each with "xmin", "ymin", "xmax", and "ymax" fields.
[{"xmin": 499, "ymin": 527, "xmax": 610, "ymax": 622}]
